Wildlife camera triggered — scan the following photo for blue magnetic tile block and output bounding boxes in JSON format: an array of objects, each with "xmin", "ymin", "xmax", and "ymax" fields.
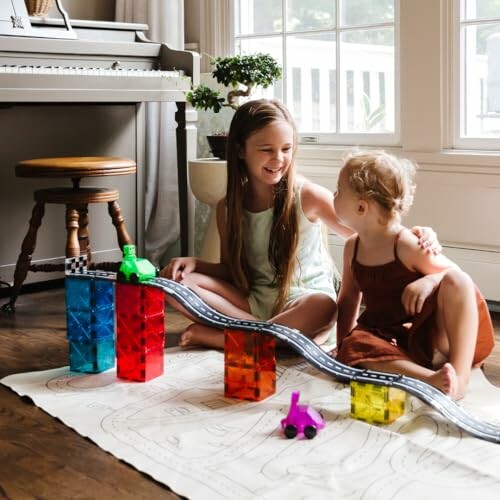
[
  {"xmin": 94, "ymin": 307, "xmax": 115, "ymax": 338},
  {"xmin": 69, "ymin": 338, "xmax": 115, "ymax": 373},
  {"xmin": 66, "ymin": 278, "xmax": 92, "ymax": 311},
  {"xmin": 66, "ymin": 277, "xmax": 115, "ymax": 342},
  {"xmin": 94, "ymin": 280, "xmax": 114, "ymax": 310},
  {"xmin": 67, "ymin": 310, "xmax": 92, "ymax": 341},
  {"xmin": 66, "ymin": 306, "xmax": 115, "ymax": 342}
]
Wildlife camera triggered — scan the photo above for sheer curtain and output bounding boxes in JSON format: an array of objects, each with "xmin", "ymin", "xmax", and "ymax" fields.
[
  {"xmin": 199, "ymin": 0, "xmax": 234, "ymax": 72},
  {"xmin": 115, "ymin": 0, "xmax": 184, "ymax": 266}
]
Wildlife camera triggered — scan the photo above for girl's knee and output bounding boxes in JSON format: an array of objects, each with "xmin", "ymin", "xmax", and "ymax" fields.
[
  {"xmin": 310, "ymin": 294, "xmax": 338, "ymax": 326},
  {"xmin": 438, "ymin": 269, "xmax": 475, "ymax": 306},
  {"xmin": 180, "ymin": 272, "xmax": 205, "ymax": 288},
  {"xmin": 311, "ymin": 293, "xmax": 337, "ymax": 312},
  {"xmin": 441, "ymin": 268, "xmax": 474, "ymax": 292}
]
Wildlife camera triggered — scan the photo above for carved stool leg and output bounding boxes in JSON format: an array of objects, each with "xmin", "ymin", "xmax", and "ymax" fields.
[
  {"xmin": 1, "ymin": 201, "xmax": 45, "ymax": 313},
  {"xmin": 66, "ymin": 206, "xmax": 81, "ymax": 258},
  {"xmin": 108, "ymin": 200, "xmax": 133, "ymax": 249},
  {"xmin": 77, "ymin": 204, "xmax": 92, "ymax": 264}
]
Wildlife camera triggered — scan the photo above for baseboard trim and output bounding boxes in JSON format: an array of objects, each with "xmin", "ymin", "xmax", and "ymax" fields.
[{"xmin": 0, "ymin": 278, "xmax": 65, "ymax": 299}]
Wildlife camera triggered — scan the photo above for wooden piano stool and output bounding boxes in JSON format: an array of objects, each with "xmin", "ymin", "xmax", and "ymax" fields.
[{"xmin": 2, "ymin": 156, "xmax": 136, "ymax": 313}]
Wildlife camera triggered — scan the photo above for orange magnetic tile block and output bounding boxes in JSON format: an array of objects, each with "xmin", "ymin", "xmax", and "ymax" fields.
[
  {"xmin": 224, "ymin": 328, "xmax": 276, "ymax": 401},
  {"xmin": 350, "ymin": 381, "xmax": 406, "ymax": 425}
]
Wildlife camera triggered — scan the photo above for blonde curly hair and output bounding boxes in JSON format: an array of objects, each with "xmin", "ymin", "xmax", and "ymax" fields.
[{"xmin": 342, "ymin": 150, "xmax": 416, "ymax": 223}]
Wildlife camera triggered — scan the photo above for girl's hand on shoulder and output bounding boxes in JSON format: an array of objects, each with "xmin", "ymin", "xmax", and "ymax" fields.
[
  {"xmin": 410, "ymin": 226, "xmax": 442, "ymax": 255},
  {"xmin": 160, "ymin": 257, "xmax": 196, "ymax": 281},
  {"xmin": 401, "ymin": 276, "xmax": 436, "ymax": 315}
]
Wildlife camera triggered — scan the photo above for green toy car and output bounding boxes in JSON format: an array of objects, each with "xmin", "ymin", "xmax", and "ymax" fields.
[{"xmin": 117, "ymin": 244, "xmax": 158, "ymax": 284}]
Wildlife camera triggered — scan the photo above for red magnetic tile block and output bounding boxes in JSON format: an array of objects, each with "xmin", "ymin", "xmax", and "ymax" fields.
[
  {"xmin": 117, "ymin": 346, "xmax": 164, "ymax": 382},
  {"xmin": 115, "ymin": 283, "xmax": 164, "ymax": 317},
  {"xmin": 116, "ymin": 314, "xmax": 164, "ymax": 351},
  {"xmin": 115, "ymin": 282, "xmax": 165, "ymax": 382},
  {"xmin": 224, "ymin": 328, "xmax": 276, "ymax": 401}
]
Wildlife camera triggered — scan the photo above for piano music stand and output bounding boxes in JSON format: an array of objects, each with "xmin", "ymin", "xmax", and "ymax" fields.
[{"xmin": 0, "ymin": 0, "xmax": 76, "ymax": 39}]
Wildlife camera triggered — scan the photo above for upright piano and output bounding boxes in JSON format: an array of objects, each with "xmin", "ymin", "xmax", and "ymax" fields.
[{"xmin": 0, "ymin": 0, "xmax": 200, "ymax": 276}]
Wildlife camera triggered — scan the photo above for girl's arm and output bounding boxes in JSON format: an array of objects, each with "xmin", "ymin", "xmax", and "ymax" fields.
[
  {"xmin": 301, "ymin": 181, "xmax": 443, "ymax": 252},
  {"xmin": 398, "ymin": 228, "xmax": 458, "ymax": 314},
  {"xmin": 399, "ymin": 228, "xmax": 457, "ymax": 274},
  {"xmin": 300, "ymin": 181, "xmax": 354, "ymax": 238},
  {"xmin": 336, "ymin": 236, "xmax": 362, "ymax": 345}
]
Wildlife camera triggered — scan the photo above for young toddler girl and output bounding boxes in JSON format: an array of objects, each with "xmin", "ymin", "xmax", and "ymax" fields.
[{"xmin": 334, "ymin": 150, "xmax": 495, "ymax": 399}]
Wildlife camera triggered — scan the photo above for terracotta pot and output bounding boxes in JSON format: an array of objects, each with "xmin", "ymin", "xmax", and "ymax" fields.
[
  {"xmin": 206, "ymin": 134, "xmax": 228, "ymax": 160},
  {"xmin": 25, "ymin": 0, "xmax": 53, "ymax": 17}
]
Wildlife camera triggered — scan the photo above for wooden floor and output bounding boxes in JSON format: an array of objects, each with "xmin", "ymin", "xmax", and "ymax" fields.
[{"xmin": 1, "ymin": 287, "xmax": 499, "ymax": 499}]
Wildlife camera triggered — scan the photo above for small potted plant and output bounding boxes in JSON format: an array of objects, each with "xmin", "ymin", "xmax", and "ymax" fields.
[{"xmin": 187, "ymin": 53, "xmax": 282, "ymax": 159}]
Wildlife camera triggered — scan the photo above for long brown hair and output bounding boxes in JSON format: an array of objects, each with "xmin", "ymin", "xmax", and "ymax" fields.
[{"xmin": 225, "ymin": 99, "xmax": 299, "ymax": 315}]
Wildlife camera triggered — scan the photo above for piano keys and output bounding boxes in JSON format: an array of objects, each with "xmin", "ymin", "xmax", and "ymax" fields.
[{"xmin": 0, "ymin": 17, "xmax": 199, "ymax": 103}]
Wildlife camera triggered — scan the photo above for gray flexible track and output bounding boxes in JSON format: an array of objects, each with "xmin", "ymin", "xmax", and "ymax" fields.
[{"xmin": 150, "ymin": 277, "xmax": 500, "ymax": 444}]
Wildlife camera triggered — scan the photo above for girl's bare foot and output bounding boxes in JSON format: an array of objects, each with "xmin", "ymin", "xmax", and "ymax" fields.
[
  {"xmin": 428, "ymin": 362, "xmax": 464, "ymax": 399},
  {"xmin": 179, "ymin": 323, "xmax": 225, "ymax": 350}
]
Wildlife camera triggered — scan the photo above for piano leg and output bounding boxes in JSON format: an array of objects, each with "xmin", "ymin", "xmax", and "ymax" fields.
[{"xmin": 176, "ymin": 101, "xmax": 189, "ymax": 257}]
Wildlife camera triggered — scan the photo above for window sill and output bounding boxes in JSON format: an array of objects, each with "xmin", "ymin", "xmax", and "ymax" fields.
[{"xmin": 296, "ymin": 145, "xmax": 500, "ymax": 174}]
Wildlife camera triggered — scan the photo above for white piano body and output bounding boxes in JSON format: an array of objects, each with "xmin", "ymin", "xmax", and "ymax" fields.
[{"xmin": 0, "ymin": 12, "xmax": 200, "ymax": 288}]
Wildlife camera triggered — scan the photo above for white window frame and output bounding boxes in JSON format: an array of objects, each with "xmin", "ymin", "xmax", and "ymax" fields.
[
  {"xmin": 452, "ymin": 0, "xmax": 500, "ymax": 150},
  {"xmin": 234, "ymin": 0, "xmax": 400, "ymax": 147}
]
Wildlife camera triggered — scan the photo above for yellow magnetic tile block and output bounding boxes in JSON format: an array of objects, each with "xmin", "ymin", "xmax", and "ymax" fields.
[{"xmin": 350, "ymin": 381, "xmax": 406, "ymax": 424}]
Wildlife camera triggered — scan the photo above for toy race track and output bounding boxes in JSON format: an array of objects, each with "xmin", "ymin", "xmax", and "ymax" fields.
[{"xmin": 149, "ymin": 277, "xmax": 500, "ymax": 444}]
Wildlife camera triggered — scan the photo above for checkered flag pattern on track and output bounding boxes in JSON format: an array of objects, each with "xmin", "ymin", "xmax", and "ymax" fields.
[{"xmin": 65, "ymin": 255, "xmax": 88, "ymax": 275}]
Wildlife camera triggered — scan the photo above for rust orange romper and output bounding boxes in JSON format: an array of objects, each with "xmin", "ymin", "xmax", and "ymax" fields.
[{"xmin": 336, "ymin": 235, "xmax": 495, "ymax": 369}]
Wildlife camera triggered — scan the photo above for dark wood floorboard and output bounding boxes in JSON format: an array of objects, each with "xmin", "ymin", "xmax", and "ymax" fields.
[{"xmin": 0, "ymin": 287, "xmax": 499, "ymax": 499}]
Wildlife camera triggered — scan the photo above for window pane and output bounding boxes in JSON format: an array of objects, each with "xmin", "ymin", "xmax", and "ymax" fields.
[
  {"xmin": 340, "ymin": 0, "xmax": 394, "ymax": 27},
  {"xmin": 286, "ymin": 33, "xmax": 336, "ymax": 132},
  {"xmin": 340, "ymin": 28, "xmax": 394, "ymax": 133},
  {"xmin": 286, "ymin": 0, "xmax": 336, "ymax": 32},
  {"xmin": 462, "ymin": 23, "xmax": 500, "ymax": 137},
  {"xmin": 236, "ymin": 37, "xmax": 284, "ymax": 101},
  {"xmin": 463, "ymin": 0, "xmax": 500, "ymax": 21},
  {"xmin": 238, "ymin": 0, "xmax": 282, "ymax": 35}
]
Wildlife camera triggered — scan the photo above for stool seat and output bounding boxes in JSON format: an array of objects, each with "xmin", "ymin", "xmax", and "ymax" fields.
[
  {"xmin": 2, "ymin": 156, "xmax": 136, "ymax": 313},
  {"xmin": 16, "ymin": 156, "xmax": 136, "ymax": 179},
  {"xmin": 35, "ymin": 187, "xmax": 120, "ymax": 204}
]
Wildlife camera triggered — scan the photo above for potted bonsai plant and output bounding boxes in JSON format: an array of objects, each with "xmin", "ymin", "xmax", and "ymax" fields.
[{"xmin": 187, "ymin": 52, "xmax": 282, "ymax": 159}]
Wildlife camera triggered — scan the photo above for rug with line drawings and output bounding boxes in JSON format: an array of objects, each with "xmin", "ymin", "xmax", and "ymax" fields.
[{"xmin": 2, "ymin": 348, "xmax": 500, "ymax": 499}]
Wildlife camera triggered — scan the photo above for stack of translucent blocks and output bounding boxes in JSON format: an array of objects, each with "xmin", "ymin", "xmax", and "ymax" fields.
[
  {"xmin": 115, "ymin": 283, "xmax": 165, "ymax": 382},
  {"xmin": 65, "ymin": 259, "xmax": 115, "ymax": 373}
]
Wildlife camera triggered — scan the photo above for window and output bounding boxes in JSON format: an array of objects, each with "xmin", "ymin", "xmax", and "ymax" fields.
[
  {"xmin": 455, "ymin": 0, "xmax": 500, "ymax": 148},
  {"xmin": 234, "ymin": 0, "xmax": 398, "ymax": 145}
]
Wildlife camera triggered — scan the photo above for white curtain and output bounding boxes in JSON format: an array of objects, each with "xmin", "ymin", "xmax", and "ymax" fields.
[
  {"xmin": 199, "ymin": 0, "xmax": 234, "ymax": 72},
  {"xmin": 115, "ymin": 0, "xmax": 184, "ymax": 266}
]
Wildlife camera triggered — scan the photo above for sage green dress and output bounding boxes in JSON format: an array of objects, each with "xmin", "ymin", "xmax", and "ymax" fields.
[{"xmin": 243, "ymin": 182, "xmax": 338, "ymax": 333}]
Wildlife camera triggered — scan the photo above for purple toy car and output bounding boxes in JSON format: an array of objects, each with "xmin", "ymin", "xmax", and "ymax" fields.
[{"xmin": 281, "ymin": 391, "xmax": 325, "ymax": 439}]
